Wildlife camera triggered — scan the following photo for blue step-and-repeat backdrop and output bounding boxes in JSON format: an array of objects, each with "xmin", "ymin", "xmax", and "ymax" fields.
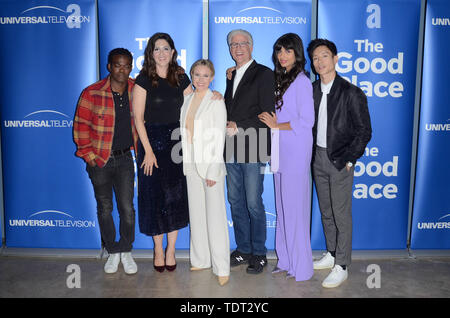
[{"xmin": 0, "ymin": 0, "xmax": 448, "ymax": 251}]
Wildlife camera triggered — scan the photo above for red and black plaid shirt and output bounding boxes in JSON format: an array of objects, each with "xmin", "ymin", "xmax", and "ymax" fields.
[{"xmin": 73, "ymin": 75, "xmax": 138, "ymax": 168}]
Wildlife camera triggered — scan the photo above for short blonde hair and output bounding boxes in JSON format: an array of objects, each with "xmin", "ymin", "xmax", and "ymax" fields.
[{"xmin": 190, "ymin": 59, "xmax": 215, "ymax": 78}]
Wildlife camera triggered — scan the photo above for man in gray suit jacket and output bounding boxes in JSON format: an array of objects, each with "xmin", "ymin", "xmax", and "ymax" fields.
[{"xmin": 224, "ymin": 29, "xmax": 275, "ymax": 274}]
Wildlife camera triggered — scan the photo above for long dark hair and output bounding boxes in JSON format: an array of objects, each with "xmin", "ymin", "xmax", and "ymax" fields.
[
  {"xmin": 140, "ymin": 32, "xmax": 183, "ymax": 87},
  {"xmin": 272, "ymin": 33, "xmax": 307, "ymax": 110}
]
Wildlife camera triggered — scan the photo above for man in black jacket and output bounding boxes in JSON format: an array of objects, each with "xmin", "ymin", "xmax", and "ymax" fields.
[
  {"xmin": 307, "ymin": 39, "xmax": 372, "ymax": 288},
  {"xmin": 224, "ymin": 29, "xmax": 275, "ymax": 274}
]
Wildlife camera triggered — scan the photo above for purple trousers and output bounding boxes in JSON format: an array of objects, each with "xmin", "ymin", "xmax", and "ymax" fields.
[{"xmin": 274, "ymin": 172, "xmax": 313, "ymax": 281}]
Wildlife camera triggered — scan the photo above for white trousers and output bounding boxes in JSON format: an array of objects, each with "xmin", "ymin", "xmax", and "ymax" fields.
[{"xmin": 186, "ymin": 172, "xmax": 230, "ymax": 277}]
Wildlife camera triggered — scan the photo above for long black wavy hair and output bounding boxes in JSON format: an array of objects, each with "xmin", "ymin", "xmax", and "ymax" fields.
[
  {"xmin": 272, "ymin": 33, "xmax": 307, "ymax": 110},
  {"xmin": 140, "ymin": 32, "xmax": 183, "ymax": 87}
]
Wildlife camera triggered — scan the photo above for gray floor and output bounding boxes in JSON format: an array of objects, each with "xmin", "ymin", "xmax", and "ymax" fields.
[{"xmin": 1, "ymin": 248, "xmax": 449, "ymax": 299}]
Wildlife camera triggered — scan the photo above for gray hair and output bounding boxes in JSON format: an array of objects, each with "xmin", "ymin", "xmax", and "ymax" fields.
[{"xmin": 227, "ymin": 29, "xmax": 253, "ymax": 47}]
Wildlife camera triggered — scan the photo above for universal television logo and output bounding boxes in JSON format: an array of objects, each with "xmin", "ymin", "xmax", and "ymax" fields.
[
  {"xmin": 432, "ymin": 17, "xmax": 450, "ymax": 26},
  {"xmin": 3, "ymin": 109, "xmax": 73, "ymax": 128},
  {"xmin": 0, "ymin": 4, "xmax": 90, "ymax": 29},
  {"xmin": 214, "ymin": 6, "xmax": 307, "ymax": 25},
  {"xmin": 425, "ymin": 119, "xmax": 450, "ymax": 132},
  {"xmin": 8, "ymin": 210, "xmax": 96, "ymax": 228},
  {"xmin": 417, "ymin": 214, "xmax": 450, "ymax": 230}
]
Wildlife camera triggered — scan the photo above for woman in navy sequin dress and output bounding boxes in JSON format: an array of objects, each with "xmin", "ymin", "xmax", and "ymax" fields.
[{"xmin": 132, "ymin": 33, "xmax": 190, "ymax": 272}]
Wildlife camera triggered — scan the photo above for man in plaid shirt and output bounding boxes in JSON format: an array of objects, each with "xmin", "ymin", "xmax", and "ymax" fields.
[{"xmin": 73, "ymin": 48, "xmax": 139, "ymax": 275}]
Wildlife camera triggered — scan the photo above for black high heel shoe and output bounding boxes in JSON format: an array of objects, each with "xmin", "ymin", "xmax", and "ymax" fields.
[
  {"xmin": 165, "ymin": 248, "xmax": 176, "ymax": 272},
  {"xmin": 153, "ymin": 251, "xmax": 165, "ymax": 273}
]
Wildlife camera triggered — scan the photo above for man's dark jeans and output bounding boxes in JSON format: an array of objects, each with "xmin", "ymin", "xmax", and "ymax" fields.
[
  {"xmin": 86, "ymin": 152, "xmax": 135, "ymax": 254},
  {"xmin": 225, "ymin": 161, "xmax": 267, "ymax": 256}
]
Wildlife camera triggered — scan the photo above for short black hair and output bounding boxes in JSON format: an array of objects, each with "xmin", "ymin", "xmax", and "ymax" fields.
[
  {"xmin": 107, "ymin": 48, "xmax": 133, "ymax": 65},
  {"xmin": 306, "ymin": 38, "xmax": 338, "ymax": 61}
]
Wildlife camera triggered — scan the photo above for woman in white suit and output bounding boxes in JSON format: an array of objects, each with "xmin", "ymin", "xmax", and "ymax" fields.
[{"xmin": 180, "ymin": 59, "xmax": 230, "ymax": 286}]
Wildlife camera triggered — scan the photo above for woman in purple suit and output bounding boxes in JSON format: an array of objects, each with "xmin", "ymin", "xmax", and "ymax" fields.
[{"xmin": 259, "ymin": 33, "xmax": 315, "ymax": 281}]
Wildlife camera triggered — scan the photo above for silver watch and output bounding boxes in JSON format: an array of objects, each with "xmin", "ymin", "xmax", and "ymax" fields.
[{"xmin": 347, "ymin": 162, "xmax": 353, "ymax": 167}]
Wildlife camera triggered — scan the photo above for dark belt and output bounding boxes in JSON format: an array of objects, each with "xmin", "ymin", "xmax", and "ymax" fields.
[{"xmin": 111, "ymin": 147, "xmax": 130, "ymax": 157}]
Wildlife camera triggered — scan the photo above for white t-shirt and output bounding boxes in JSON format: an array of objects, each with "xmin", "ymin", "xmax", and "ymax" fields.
[{"xmin": 316, "ymin": 79, "xmax": 334, "ymax": 148}]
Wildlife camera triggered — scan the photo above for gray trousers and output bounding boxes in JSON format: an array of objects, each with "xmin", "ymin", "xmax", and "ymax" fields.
[{"xmin": 312, "ymin": 146, "xmax": 354, "ymax": 266}]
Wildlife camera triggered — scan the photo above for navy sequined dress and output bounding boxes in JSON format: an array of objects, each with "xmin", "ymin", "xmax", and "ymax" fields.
[{"xmin": 135, "ymin": 73, "xmax": 190, "ymax": 236}]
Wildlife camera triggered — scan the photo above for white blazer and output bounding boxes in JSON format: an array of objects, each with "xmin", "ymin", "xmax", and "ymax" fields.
[{"xmin": 180, "ymin": 89, "xmax": 227, "ymax": 181}]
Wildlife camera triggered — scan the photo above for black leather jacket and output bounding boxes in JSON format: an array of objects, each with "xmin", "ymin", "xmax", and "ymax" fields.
[{"xmin": 312, "ymin": 74, "xmax": 372, "ymax": 170}]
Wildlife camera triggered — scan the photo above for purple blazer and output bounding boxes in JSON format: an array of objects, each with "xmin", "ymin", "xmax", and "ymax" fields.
[{"xmin": 271, "ymin": 72, "xmax": 315, "ymax": 173}]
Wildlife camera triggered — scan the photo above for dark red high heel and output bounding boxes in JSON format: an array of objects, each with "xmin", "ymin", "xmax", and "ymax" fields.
[
  {"xmin": 154, "ymin": 263, "xmax": 165, "ymax": 272},
  {"xmin": 153, "ymin": 251, "xmax": 165, "ymax": 273},
  {"xmin": 165, "ymin": 248, "xmax": 176, "ymax": 272}
]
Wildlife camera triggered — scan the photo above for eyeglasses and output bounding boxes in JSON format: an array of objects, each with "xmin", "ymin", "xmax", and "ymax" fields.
[{"xmin": 229, "ymin": 41, "xmax": 250, "ymax": 49}]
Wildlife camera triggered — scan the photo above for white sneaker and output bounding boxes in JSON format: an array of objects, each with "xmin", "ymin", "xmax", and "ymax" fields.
[
  {"xmin": 121, "ymin": 252, "xmax": 138, "ymax": 275},
  {"xmin": 313, "ymin": 252, "xmax": 335, "ymax": 270},
  {"xmin": 104, "ymin": 253, "xmax": 120, "ymax": 274},
  {"xmin": 322, "ymin": 265, "xmax": 348, "ymax": 288}
]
